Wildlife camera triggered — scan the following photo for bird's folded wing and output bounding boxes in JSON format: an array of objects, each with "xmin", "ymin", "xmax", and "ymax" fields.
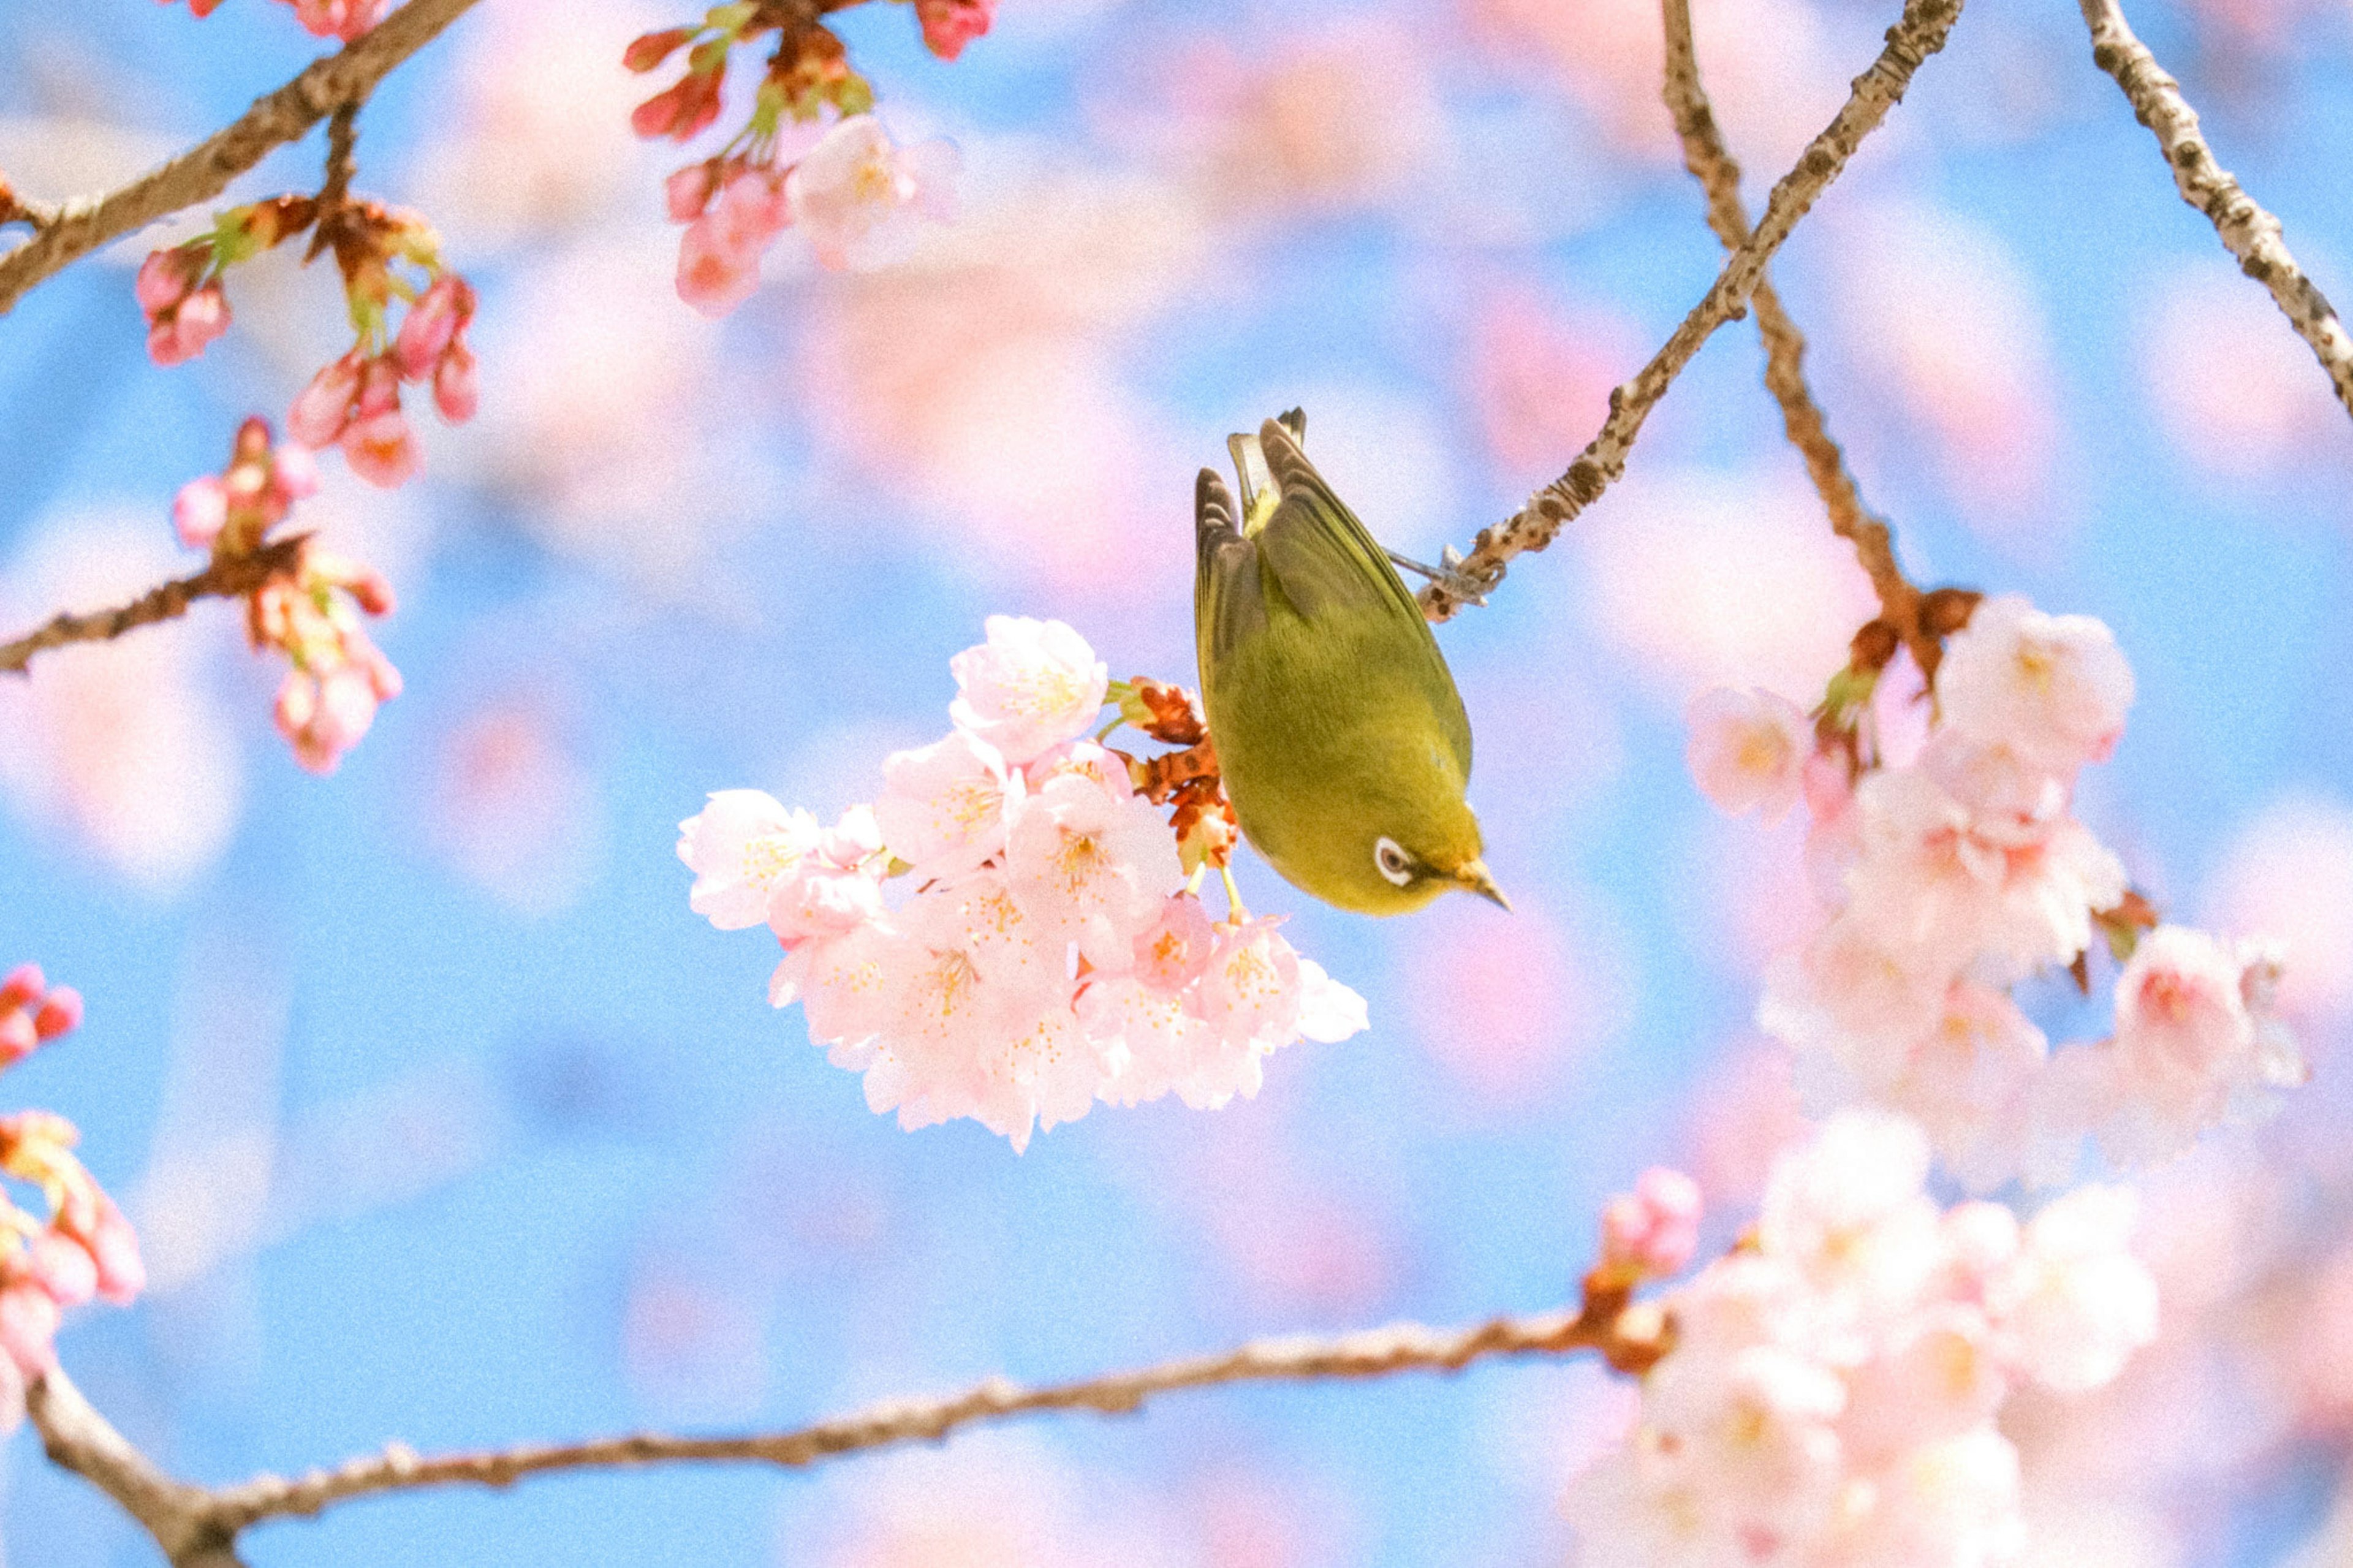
[
  {"xmin": 1195, "ymin": 465, "xmax": 1267, "ymax": 670},
  {"xmin": 1251, "ymin": 420, "xmax": 1472, "ymax": 773}
]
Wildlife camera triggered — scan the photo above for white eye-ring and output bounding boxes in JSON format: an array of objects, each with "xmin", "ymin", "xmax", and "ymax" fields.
[{"xmin": 1374, "ymin": 836, "xmax": 1415, "ymax": 887}]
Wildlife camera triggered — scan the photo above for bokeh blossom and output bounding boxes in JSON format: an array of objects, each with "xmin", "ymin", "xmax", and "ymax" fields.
[
  {"xmin": 1565, "ymin": 1113, "xmax": 2157, "ymax": 1568},
  {"xmin": 680, "ymin": 618, "xmax": 1365, "ymax": 1149}
]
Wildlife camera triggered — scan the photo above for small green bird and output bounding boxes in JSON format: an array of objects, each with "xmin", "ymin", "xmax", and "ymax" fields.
[{"xmin": 1194, "ymin": 410, "xmax": 1506, "ymax": 917}]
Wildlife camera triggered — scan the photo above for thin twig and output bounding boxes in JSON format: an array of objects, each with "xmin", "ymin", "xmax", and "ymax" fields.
[
  {"xmin": 32, "ymin": 1287, "xmax": 1668, "ymax": 1565},
  {"xmin": 1415, "ymin": 0, "xmax": 1965, "ymax": 624},
  {"xmin": 1658, "ymin": 0, "xmax": 1940, "ymax": 676},
  {"xmin": 0, "ymin": 0, "xmax": 482, "ymax": 316},
  {"xmin": 2078, "ymin": 0, "xmax": 2353, "ymax": 421},
  {"xmin": 0, "ymin": 536, "xmax": 306, "ymax": 676}
]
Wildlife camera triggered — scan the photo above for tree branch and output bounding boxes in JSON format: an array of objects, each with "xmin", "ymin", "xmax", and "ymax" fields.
[
  {"xmin": 1415, "ymin": 0, "xmax": 1965, "ymax": 623},
  {"xmin": 1658, "ymin": 0, "xmax": 1941, "ymax": 677},
  {"xmin": 33, "ymin": 1285, "xmax": 1669, "ymax": 1564},
  {"xmin": 2078, "ymin": 0, "xmax": 2353, "ymax": 422},
  {"xmin": 0, "ymin": 0, "xmax": 482, "ymax": 317},
  {"xmin": 0, "ymin": 536, "xmax": 306, "ymax": 676}
]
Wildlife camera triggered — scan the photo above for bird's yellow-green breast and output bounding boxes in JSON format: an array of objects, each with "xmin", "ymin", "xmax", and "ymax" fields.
[{"xmin": 1192, "ymin": 411, "xmax": 1504, "ymax": 916}]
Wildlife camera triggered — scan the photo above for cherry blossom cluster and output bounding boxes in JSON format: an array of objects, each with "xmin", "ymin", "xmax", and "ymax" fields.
[
  {"xmin": 172, "ymin": 419, "xmax": 402, "ymax": 773},
  {"xmin": 1687, "ymin": 596, "xmax": 2302, "ymax": 1187},
  {"xmin": 140, "ymin": 195, "xmax": 476, "ymax": 489},
  {"xmin": 679, "ymin": 616, "xmax": 1365, "ymax": 1151},
  {"xmin": 1566, "ymin": 1113, "xmax": 2158, "ymax": 1568},
  {"xmin": 0, "ymin": 966, "xmax": 144, "ymax": 1430},
  {"xmin": 156, "ymin": 0, "xmax": 385, "ymax": 42},
  {"xmin": 629, "ymin": 7, "xmax": 958, "ymax": 312}
]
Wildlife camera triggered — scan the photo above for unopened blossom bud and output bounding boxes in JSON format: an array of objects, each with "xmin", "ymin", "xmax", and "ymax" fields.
[
  {"xmin": 1599, "ymin": 1167, "xmax": 1703, "ymax": 1281},
  {"xmin": 31, "ymin": 989, "xmax": 80, "ymax": 1042},
  {"xmin": 432, "ymin": 339, "xmax": 478, "ymax": 423},
  {"xmin": 135, "ymin": 247, "xmax": 201, "ymax": 316},
  {"xmin": 393, "ymin": 273, "xmax": 475, "ymax": 380},
  {"xmin": 341, "ymin": 407, "xmax": 418, "ymax": 489},
  {"xmin": 666, "ymin": 161, "xmax": 724, "ymax": 221},
  {"xmin": 0, "ymin": 967, "xmax": 42, "ymax": 1012},
  {"xmin": 626, "ymin": 26, "xmax": 699, "ymax": 72},
  {"xmin": 147, "ymin": 281, "xmax": 229, "ymax": 366},
  {"xmin": 290, "ymin": 352, "xmax": 365, "ymax": 447},
  {"xmin": 64, "ymin": 1194, "xmax": 144, "ymax": 1305},
  {"xmin": 632, "ymin": 69, "xmax": 725, "ymax": 143},
  {"xmin": 0, "ymin": 1014, "xmax": 33, "ymax": 1067},
  {"xmin": 915, "ymin": 0, "xmax": 996, "ymax": 60}
]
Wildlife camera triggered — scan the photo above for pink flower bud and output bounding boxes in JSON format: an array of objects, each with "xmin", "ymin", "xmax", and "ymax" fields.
[
  {"xmin": 30, "ymin": 988, "xmax": 80, "ymax": 1042},
  {"xmin": 1599, "ymin": 1167, "xmax": 1703, "ymax": 1280},
  {"xmin": 631, "ymin": 69, "xmax": 724, "ymax": 143},
  {"xmin": 21, "ymin": 1234, "xmax": 96, "ymax": 1308},
  {"xmin": 135, "ymin": 248, "xmax": 199, "ymax": 317},
  {"xmin": 625, "ymin": 27, "xmax": 698, "ymax": 73},
  {"xmin": 172, "ymin": 475, "xmax": 230, "ymax": 550},
  {"xmin": 915, "ymin": 0, "xmax": 996, "ymax": 61},
  {"xmin": 355, "ymin": 354, "xmax": 403, "ymax": 419},
  {"xmin": 0, "ymin": 1012, "xmax": 35, "ymax": 1066},
  {"xmin": 0, "ymin": 966, "xmax": 42, "ymax": 1012},
  {"xmin": 432, "ymin": 339, "xmax": 478, "ymax": 423},
  {"xmin": 0, "ymin": 1278, "xmax": 59, "ymax": 1376},
  {"xmin": 290, "ymin": 352, "xmax": 364, "ymax": 447},
  {"xmin": 675, "ymin": 213, "xmax": 764, "ymax": 318},
  {"xmin": 63, "ymin": 1195, "xmax": 143, "ymax": 1305},
  {"xmin": 340, "ymin": 408, "xmax": 419, "ymax": 489},
  {"xmin": 393, "ymin": 273, "xmax": 473, "ymax": 379},
  {"xmin": 666, "ymin": 161, "xmax": 723, "ymax": 222}
]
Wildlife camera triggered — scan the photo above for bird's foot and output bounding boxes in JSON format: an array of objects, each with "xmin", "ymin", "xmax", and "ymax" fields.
[{"xmin": 1385, "ymin": 545, "xmax": 1500, "ymax": 607}]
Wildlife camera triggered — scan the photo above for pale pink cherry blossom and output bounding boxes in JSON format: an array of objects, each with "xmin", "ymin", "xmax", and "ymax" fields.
[
  {"xmin": 1837, "ymin": 1303, "xmax": 2010, "ymax": 1469},
  {"xmin": 857, "ymin": 912, "xmax": 1097, "ymax": 1152},
  {"xmin": 676, "ymin": 166, "xmax": 791, "ymax": 317},
  {"xmin": 1882, "ymin": 980, "xmax": 2050, "ymax": 1194},
  {"xmin": 784, "ymin": 114, "xmax": 960, "ymax": 272},
  {"xmin": 341, "ymin": 409, "xmax": 420, "ymax": 489},
  {"xmin": 1599, "ymin": 1167, "xmax": 1703, "ymax": 1282},
  {"xmin": 1759, "ymin": 912, "xmax": 1952, "ymax": 1074},
  {"xmin": 676, "ymin": 790, "xmax": 825, "ymax": 931},
  {"xmin": 947, "ymin": 615, "xmax": 1110, "ymax": 765},
  {"xmin": 1128, "ymin": 893, "xmax": 1217, "ymax": 993},
  {"xmin": 873, "ymin": 730, "xmax": 1021, "ymax": 876},
  {"xmin": 1639, "ymin": 1340, "xmax": 1851, "ymax": 1543},
  {"xmin": 273, "ymin": 654, "xmax": 400, "ymax": 773},
  {"xmin": 1913, "ymin": 729, "xmax": 2069, "ymax": 848},
  {"xmin": 2099, "ymin": 926, "xmax": 2304, "ymax": 1162},
  {"xmin": 1685, "ymin": 684, "xmax": 1811, "ymax": 824},
  {"xmin": 915, "ymin": 0, "xmax": 995, "ymax": 60},
  {"xmin": 1838, "ymin": 1426, "xmax": 2026, "ymax": 1568},
  {"xmin": 289, "ymin": 0, "xmax": 386, "ymax": 40},
  {"xmin": 1841, "ymin": 765, "xmax": 2126, "ymax": 982},
  {"xmin": 290, "ymin": 351, "xmax": 367, "ymax": 447},
  {"xmin": 1754, "ymin": 1110, "xmax": 1944, "ymax": 1342},
  {"xmin": 1936, "ymin": 595, "xmax": 2135, "ymax": 773},
  {"xmin": 1990, "ymin": 1184, "xmax": 2158, "ymax": 1393},
  {"xmin": 1002, "ymin": 767, "xmax": 1179, "ymax": 971}
]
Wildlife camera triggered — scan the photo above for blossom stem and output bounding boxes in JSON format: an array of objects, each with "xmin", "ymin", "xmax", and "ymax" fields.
[
  {"xmin": 1415, "ymin": 0, "xmax": 1966, "ymax": 624},
  {"xmin": 0, "ymin": 536, "xmax": 308, "ymax": 678},
  {"xmin": 0, "ymin": 0, "xmax": 482, "ymax": 316},
  {"xmin": 2078, "ymin": 0, "xmax": 2353, "ymax": 422},
  {"xmin": 34, "ymin": 1291, "xmax": 1667, "ymax": 1564},
  {"xmin": 1657, "ymin": 0, "xmax": 1939, "ymax": 678}
]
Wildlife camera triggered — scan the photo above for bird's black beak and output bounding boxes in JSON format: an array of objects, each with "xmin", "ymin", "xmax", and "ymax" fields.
[{"xmin": 1455, "ymin": 860, "xmax": 1511, "ymax": 912}]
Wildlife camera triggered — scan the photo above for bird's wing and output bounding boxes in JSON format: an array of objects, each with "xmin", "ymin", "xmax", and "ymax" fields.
[
  {"xmin": 1251, "ymin": 419, "xmax": 1473, "ymax": 773},
  {"xmin": 1194, "ymin": 464, "xmax": 1267, "ymax": 671}
]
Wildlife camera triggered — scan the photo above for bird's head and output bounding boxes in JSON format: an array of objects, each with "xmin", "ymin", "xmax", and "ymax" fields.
[{"xmin": 1358, "ymin": 800, "xmax": 1509, "ymax": 915}]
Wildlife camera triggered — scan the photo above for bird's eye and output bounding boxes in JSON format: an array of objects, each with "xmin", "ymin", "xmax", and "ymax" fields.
[{"xmin": 1374, "ymin": 836, "xmax": 1415, "ymax": 887}]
